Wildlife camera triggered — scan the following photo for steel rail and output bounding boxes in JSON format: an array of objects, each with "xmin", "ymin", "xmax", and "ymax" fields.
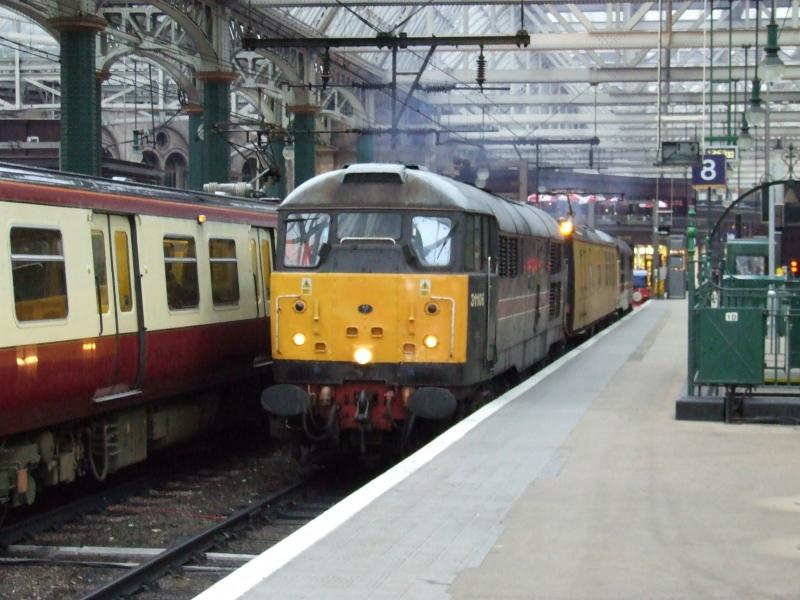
[
  {"xmin": 78, "ymin": 481, "xmax": 306, "ymax": 600},
  {"xmin": 0, "ymin": 474, "xmax": 165, "ymax": 548}
]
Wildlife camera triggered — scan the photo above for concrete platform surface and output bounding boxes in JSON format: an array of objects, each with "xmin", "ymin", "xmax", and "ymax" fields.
[{"xmin": 197, "ymin": 300, "xmax": 800, "ymax": 600}]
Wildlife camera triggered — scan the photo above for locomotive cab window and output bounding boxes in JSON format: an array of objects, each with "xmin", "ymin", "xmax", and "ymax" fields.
[
  {"xmin": 284, "ymin": 213, "xmax": 330, "ymax": 268},
  {"xmin": 209, "ymin": 238, "xmax": 239, "ymax": 305},
  {"xmin": 464, "ymin": 215, "xmax": 490, "ymax": 272},
  {"xmin": 163, "ymin": 236, "xmax": 199, "ymax": 310},
  {"xmin": 10, "ymin": 227, "xmax": 68, "ymax": 321},
  {"xmin": 411, "ymin": 216, "xmax": 453, "ymax": 267},
  {"xmin": 337, "ymin": 213, "xmax": 402, "ymax": 242}
]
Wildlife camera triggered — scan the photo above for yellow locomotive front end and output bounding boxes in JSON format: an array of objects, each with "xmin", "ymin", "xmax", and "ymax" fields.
[{"xmin": 273, "ymin": 272, "xmax": 468, "ymax": 367}]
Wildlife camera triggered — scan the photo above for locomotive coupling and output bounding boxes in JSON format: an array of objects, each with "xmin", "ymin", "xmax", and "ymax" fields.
[
  {"xmin": 407, "ymin": 387, "xmax": 457, "ymax": 420},
  {"xmin": 261, "ymin": 384, "xmax": 311, "ymax": 417}
]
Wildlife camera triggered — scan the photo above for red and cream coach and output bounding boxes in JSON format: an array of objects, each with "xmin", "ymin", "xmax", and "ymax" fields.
[{"xmin": 0, "ymin": 163, "xmax": 277, "ymax": 513}]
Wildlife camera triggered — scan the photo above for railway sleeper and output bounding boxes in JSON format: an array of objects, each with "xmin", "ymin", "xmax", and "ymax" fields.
[{"xmin": 0, "ymin": 395, "xmax": 220, "ymax": 509}]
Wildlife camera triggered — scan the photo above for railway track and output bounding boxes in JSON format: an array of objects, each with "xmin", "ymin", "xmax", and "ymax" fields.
[
  {"xmin": 0, "ymin": 440, "xmax": 365, "ymax": 599},
  {"xmin": 76, "ymin": 480, "xmax": 306, "ymax": 600}
]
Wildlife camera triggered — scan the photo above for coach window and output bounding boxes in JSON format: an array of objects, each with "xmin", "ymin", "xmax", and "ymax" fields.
[
  {"xmin": 163, "ymin": 236, "xmax": 199, "ymax": 309},
  {"xmin": 10, "ymin": 227, "xmax": 68, "ymax": 321},
  {"xmin": 411, "ymin": 216, "xmax": 452, "ymax": 267},
  {"xmin": 91, "ymin": 230, "xmax": 109, "ymax": 313},
  {"xmin": 209, "ymin": 238, "xmax": 239, "ymax": 305},
  {"xmin": 284, "ymin": 213, "xmax": 330, "ymax": 267},
  {"xmin": 115, "ymin": 232, "xmax": 133, "ymax": 312}
]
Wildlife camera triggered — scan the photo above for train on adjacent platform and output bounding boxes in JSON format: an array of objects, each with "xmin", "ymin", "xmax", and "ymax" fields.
[
  {"xmin": 0, "ymin": 164, "xmax": 277, "ymax": 514},
  {"xmin": 262, "ymin": 163, "xmax": 633, "ymax": 453}
]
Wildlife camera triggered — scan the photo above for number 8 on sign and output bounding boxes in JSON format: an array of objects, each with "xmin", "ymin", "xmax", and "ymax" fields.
[
  {"xmin": 700, "ymin": 159, "xmax": 716, "ymax": 181},
  {"xmin": 691, "ymin": 154, "xmax": 726, "ymax": 186}
]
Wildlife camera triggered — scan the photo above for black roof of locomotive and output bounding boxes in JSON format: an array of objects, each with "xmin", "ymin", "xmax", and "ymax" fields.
[{"xmin": 282, "ymin": 163, "xmax": 562, "ymax": 240}]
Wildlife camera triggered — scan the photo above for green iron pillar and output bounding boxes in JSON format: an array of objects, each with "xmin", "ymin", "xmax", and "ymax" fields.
[
  {"xmin": 687, "ymin": 206, "xmax": 697, "ymax": 397},
  {"xmin": 264, "ymin": 137, "xmax": 286, "ymax": 198},
  {"xmin": 290, "ymin": 106, "xmax": 318, "ymax": 187},
  {"xmin": 50, "ymin": 16, "xmax": 106, "ymax": 175},
  {"xmin": 197, "ymin": 71, "xmax": 236, "ymax": 184},
  {"xmin": 96, "ymin": 70, "xmax": 110, "ymax": 173},
  {"xmin": 185, "ymin": 104, "xmax": 204, "ymax": 191},
  {"xmin": 356, "ymin": 133, "xmax": 375, "ymax": 163}
]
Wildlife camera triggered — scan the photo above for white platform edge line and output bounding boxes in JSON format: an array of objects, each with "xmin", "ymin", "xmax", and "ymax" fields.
[{"xmin": 193, "ymin": 301, "xmax": 653, "ymax": 600}]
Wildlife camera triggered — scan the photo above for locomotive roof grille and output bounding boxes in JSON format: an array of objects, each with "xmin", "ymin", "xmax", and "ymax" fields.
[{"xmin": 342, "ymin": 171, "xmax": 405, "ymax": 184}]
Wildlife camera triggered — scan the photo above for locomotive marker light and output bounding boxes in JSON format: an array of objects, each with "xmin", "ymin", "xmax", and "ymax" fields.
[
  {"xmin": 292, "ymin": 333, "xmax": 306, "ymax": 346},
  {"xmin": 354, "ymin": 347, "xmax": 373, "ymax": 365},
  {"xmin": 424, "ymin": 335, "xmax": 439, "ymax": 349}
]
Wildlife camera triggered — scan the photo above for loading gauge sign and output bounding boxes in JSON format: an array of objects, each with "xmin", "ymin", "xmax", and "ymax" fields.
[{"xmin": 420, "ymin": 280, "xmax": 431, "ymax": 296}]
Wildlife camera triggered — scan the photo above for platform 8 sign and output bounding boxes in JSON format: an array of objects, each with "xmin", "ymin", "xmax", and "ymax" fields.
[{"xmin": 691, "ymin": 155, "xmax": 727, "ymax": 188}]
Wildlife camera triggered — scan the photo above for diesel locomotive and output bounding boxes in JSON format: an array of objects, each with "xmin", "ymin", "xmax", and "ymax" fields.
[
  {"xmin": 0, "ymin": 163, "xmax": 277, "ymax": 514},
  {"xmin": 262, "ymin": 164, "xmax": 632, "ymax": 452}
]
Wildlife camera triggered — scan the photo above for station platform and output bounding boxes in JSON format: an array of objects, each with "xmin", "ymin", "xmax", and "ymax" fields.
[{"xmin": 196, "ymin": 300, "xmax": 800, "ymax": 600}]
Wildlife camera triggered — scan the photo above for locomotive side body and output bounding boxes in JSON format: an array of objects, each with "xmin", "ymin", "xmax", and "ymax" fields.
[
  {"xmin": 263, "ymin": 164, "xmax": 565, "ymax": 448},
  {"xmin": 0, "ymin": 165, "xmax": 276, "ymax": 509}
]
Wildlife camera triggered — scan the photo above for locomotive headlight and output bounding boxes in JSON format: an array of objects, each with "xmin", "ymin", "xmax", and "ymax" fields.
[
  {"xmin": 354, "ymin": 347, "xmax": 373, "ymax": 365},
  {"xmin": 292, "ymin": 332, "xmax": 307, "ymax": 346},
  {"xmin": 423, "ymin": 335, "xmax": 439, "ymax": 349}
]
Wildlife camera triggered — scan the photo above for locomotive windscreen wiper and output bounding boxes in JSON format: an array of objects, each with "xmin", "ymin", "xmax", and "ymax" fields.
[{"xmin": 339, "ymin": 237, "xmax": 397, "ymax": 244}]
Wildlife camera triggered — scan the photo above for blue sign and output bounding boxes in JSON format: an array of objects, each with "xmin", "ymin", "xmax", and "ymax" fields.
[{"xmin": 691, "ymin": 155, "xmax": 727, "ymax": 187}]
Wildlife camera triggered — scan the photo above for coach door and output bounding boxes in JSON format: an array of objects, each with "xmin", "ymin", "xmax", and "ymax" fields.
[
  {"xmin": 90, "ymin": 213, "xmax": 143, "ymax": 402},
  {"xmin": 251, "ymin": 227, "xmax": 273, "ymax": 366}
]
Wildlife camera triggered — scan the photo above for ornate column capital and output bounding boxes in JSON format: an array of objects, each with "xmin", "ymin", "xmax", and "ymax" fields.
[{"xmin": 48, "ymin": 15, "xmax": 107, "ymax": 33}]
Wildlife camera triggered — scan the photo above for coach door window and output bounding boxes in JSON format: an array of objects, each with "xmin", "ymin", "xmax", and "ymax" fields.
[
  {"xmin": 260, "ymin": 238, "xmax": 272, "ymax": 303},
  {"xmin": 10, "ymin": 227, "xmax": 68, "ymax": 321},
  {"xmin": 91, "ymin": 230, "xmax": 109, "ymax": 313},
  {"xmin": 411, "ymin": 216, "xmax": 453, "ymax": 267},
  {"xmin": 114, "ymin": 231, "xmax": 133, "ymax": 312},
  {"xmin": 250, "ymin": 240, "xmax": 260, "ymax": 304},
  {"xmin": 209, "ymin": 238, "xmax": 239, "ymax": 305},
  {"xmin": 163, "ymin": 236, "xmax": 199, "ymax": 309}
]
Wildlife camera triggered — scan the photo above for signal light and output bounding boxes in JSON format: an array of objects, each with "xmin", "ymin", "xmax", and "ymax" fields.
[{"xmin": 791, "ymin": 259, "xmax": 798, "ymax": 276}]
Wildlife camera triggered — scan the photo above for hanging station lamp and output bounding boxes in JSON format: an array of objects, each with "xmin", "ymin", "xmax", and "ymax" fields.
[
  {"xmin": 739, "ymin": 45, "xmax": 754, "ymax": 151},
  {"xmin": 749, "ymin": 0, "xmax": 766, "ymax": 126},
  {"xmin": 761, "ymin": 0, "xmax": 786, "ymax": 82}
]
